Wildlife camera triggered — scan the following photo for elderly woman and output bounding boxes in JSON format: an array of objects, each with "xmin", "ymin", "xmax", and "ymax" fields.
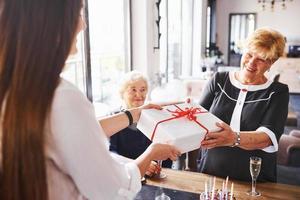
[
  {"xmin": 109, "ymin": 71, "xmax": 173, "ymax": 176},
  {"xmin": 196, "ymin": 27, "xmax": 289, "ymax": 182}
]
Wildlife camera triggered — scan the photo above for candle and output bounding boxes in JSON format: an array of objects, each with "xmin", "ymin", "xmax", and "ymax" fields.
[
  {"xmin": 209, "ymin": 177, "xmax": 213, "ymax": 192},
  {"xmin": 230, "ymin": 182, "xmax": 234, "ymax": 200},
  {"xmin": 211, "ymin": 177, "xmax": 216, "ymax": 199},
  {"xmin": 225, "ymin": 176, "xmax": 229, "ymax": 191},
  {"xmin": 225, "ymin": 176, "xmax": 229, "ymax": 200},
  {"xmin": 211, "ymin": 187, "xmax": 215, "ymax": 200},
  {"xmin": 221, "ymin": 181, "xmax": 225, "ymax": 199},
  {"xmin": 205, "ymin": 181, "xmax": 208, "ymax": 199}
]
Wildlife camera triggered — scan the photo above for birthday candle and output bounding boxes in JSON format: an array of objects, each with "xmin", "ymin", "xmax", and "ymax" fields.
[
  {"xmin": 225, "ymin": 176, "xmax": 229, "ymax": 200},
  {"xmin": 230, "ymin": 182, "xmax": 234, "ymax": 200},
  {"xmin": 209, "ymin": 177, "xmax": 213, "ymax": 192},
  {"xmin": 211, "ymin": 187, "xmax": 215, "ymax": 200},
  {"xmin": 205, "ymin": 181, "xmax": 208, "ymax": 199},
  {"xmin": 225, "ymin": 176, "xmax": 229, "ymax": 191},
  {"xmin": 221, "ymin": 181, "xmax": 225, "ymax": 199},
  {"xmin": 211, "ymin": 177, "xmax": 216, "ymax": 199}
]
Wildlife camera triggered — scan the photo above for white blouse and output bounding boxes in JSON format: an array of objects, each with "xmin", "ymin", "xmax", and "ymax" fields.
[{"xmin": 45, "ymin": 79, "xmax": 141, "ymax": 199}]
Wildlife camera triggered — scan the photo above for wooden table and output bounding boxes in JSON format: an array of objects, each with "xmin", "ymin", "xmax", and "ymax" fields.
[{"xmin": 145, "ymin": 168, "xmax": 300, "ymax": 200}]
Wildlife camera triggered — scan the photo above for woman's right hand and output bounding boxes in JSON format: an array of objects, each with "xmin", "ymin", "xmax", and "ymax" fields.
[
  {"xmin": 147, "ymin": 143, "xmax": 181, "ymax": 161},
  {"xmin": 135, "ymin": 143, "xmax": 181, "ymax": 177},
  {"xmin": 145, "ymin": 161, "xmax": 161, "ymax": 177}
]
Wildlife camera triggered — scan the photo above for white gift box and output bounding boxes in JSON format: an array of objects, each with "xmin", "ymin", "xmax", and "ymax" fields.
[{"xmin": 137, "ymin": 103, "xmax": 223, "ymax": 153}]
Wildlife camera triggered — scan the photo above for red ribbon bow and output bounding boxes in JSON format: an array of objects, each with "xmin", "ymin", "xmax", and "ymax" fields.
[{"xmin": 150, "ymin": 104, "xmax": 209, "ymax": 141}]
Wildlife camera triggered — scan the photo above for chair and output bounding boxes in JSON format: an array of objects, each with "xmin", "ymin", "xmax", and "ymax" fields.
[
  {"xmin": 286, "ymin": 109, "xmax": 298, "ymax": 127},
  {"xmin": 183, "ymin": 79, "xmax": 208, "ymax": 100},
  {"xmin": 278, "ymin": 130, "xmax": 300, "ymax": 167},
  {"xmin": 150, "ymin": 80, "xmax": 187, "ymax": 102}
]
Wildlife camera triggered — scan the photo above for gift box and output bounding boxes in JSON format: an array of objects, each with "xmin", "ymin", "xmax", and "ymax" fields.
[{"xmin": 137, "ymin": 103, "xmax": 223, "ymax": 153}]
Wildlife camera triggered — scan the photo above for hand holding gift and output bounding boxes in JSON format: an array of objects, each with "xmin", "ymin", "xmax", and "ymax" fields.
[
  {"xmin": 201, "ymin": 122, "xmax": 238, "ymax": 149},
  {"xmin": 137, "ymin": 103, "xmax": 223, "ymax": 153}
]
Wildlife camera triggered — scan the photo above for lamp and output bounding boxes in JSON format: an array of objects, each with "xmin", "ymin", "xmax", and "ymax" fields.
[{"xmin": 258, "ymin": 0, "xmax": 293, "ymax": 11}]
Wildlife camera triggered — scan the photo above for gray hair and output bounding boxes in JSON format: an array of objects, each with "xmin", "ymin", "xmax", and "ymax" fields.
[{"xmin": 119, "ymin": 70, "xmax": 148, "ymax": 98}]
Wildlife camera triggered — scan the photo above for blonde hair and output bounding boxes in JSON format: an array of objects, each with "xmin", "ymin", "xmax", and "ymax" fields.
[
  {"xmin": 245, "ymin": 27, "xmax": 286, "ymax": 62},
  {"xmin": 119, "ymin": 70, "xmax": 148, "ymax": 98}
]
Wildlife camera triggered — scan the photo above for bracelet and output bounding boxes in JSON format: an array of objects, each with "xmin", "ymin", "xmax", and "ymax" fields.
[
  {"xmin": 231, "ymin": 131, "xmax": 241, "ymax": 147},
  {"xmin": 124, "ymin": 110, "xmax": 133, "ymax": 126}
]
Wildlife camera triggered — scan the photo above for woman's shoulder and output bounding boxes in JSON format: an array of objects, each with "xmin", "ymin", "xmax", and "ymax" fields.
[
  {"xmin": 56, "ymin": 78, "xmax": 81, "ymax": 93},
  {"xmin": 270, "ymin": 81, "xmax": 289, "ymax": 93},
  {"xmin": 208, "ymin": 71, "xmax": 230, "ymax": 88},
  {"xmin": 213, "ymin": 71, "xmax": 230, "ymax": 81},
  {"xmin": 215, "ymin": 71, "xmax": 229, "ymax": 77},
  {"xmin": 53, "ymin": 78, "xmax": 93, "ymax": 110}
]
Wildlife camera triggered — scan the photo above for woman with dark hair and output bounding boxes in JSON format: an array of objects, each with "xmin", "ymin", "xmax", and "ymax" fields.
[{"xmin": 0, "ymin": 1, "xmax": 180, "ymax": 199}]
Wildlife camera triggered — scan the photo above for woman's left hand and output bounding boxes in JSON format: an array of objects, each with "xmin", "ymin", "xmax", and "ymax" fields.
[
  {"xmin": 130, "ymin": 103, "xmax": 163, "ymax": 123},
  {"xmin": 201, "ymin": 122, "xmax": 236, "ymax": 149}
]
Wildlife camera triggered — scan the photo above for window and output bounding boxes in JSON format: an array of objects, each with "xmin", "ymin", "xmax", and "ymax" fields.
[
  {"xmin": 228, "ymin": 13, "xmax": 256, "ymax": 66},
  {"xmin": 61, "ymin": 0, "xmax": 131, "ymax": 117},
  {"xmin": 61, "ymin": 32, "xmax": 86, "ymax": 93},
  {"xmin": 160, "ymin": 0, "xmax": 206, "ymax": 81},
  {"xmin": 88, "ymin": 0, "xmax": 131, "ymax": 113}
]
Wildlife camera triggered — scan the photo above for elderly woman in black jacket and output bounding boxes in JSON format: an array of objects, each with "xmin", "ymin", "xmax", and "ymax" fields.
[{"xmin": 195, "ymin": 27, "xmax": 288, "ymax": 182}]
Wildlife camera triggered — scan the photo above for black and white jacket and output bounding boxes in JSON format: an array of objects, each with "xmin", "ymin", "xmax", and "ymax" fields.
[{"xmin": 198, "ymin": 71, "xmax": 289, "ymax": 182}]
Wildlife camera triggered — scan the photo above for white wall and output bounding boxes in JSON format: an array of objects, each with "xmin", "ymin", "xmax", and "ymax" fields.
[
  {"xmin": 131, "ymin": 0, "xmax": 147, "ymax": 73},
  {"xmin": 216, "ymin": 0, "xmax": 300, "ymax": 64}
]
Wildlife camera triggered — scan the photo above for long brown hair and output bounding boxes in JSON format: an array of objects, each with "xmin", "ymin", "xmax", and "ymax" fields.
[{"xmin": 0, "ymin": 0, "xmax": 82, "ymax": 199}]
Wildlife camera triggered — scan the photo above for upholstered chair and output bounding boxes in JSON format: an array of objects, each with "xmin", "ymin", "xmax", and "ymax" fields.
[{"xmin": 278, "ymin": 130, "xmax": 300, "ymax": 167}]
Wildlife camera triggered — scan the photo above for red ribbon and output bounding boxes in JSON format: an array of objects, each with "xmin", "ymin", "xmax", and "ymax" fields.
[{"xmin": 150, "ymin": 104, "xmax": 209, "ymax": 142}]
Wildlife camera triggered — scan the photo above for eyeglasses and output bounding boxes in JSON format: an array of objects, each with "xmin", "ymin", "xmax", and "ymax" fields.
[{"xmin": 244, "ymin": 52, "xmax": 272, "ymax": 65}]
